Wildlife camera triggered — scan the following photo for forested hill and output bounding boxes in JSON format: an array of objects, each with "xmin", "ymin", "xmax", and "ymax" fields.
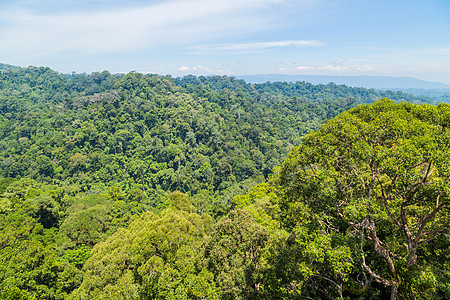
[
  {"xmin": 0, "ymin": 65, "xmax": 439, "ymax": 210},
  {"xmin": 0, "ymin": 65, "xmax": 448, "ymax": 299},
  {"xmin": 0, "ymin": 66, "xmax": 436, "ymax": 210}
]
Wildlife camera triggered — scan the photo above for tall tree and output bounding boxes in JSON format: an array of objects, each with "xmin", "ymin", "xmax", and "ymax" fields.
[{"xmin": 276, "ymin": 99, "xmax": 450, "ymax": 299}]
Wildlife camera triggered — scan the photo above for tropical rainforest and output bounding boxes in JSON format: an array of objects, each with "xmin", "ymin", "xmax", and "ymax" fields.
[{"xmin": 0, "ymin": 63, "xmax": 448, "ymax": 299}]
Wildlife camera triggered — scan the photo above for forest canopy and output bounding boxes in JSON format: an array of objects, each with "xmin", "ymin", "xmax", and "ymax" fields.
[{"xmin": 0, "ymin": 65, "xmax": 448, "ymax": 299}]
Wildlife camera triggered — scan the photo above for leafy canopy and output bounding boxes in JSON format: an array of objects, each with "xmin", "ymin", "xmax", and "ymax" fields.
[{"xmin": 276, "ymin": 99, "xmax": 450, "ymax": 298}]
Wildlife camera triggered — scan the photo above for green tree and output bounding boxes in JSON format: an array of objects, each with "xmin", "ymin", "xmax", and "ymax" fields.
[
  {"xmin": 0, "ymin": 287, "xmax": 36, "ymax": 300},
  {"xmin": 276, "ymin": 99, "xmax": 450, "ymax": 299},
  {"xmin": 203, "ymin": 209, "xmax": 269, "ymax": 299},
  {"xmin": 70, "ymin": 192, "xmax": 216, "ymax": 299}
]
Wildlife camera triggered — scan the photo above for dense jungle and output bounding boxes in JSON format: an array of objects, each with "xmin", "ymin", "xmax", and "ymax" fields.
[{"xmin": 0, "ymin": 64, "xmax": 448, "ymax": 299}]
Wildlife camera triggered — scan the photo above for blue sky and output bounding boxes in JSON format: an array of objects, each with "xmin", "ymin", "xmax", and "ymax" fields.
[{"xmin": 1, "ymin": 0, "xmax": 449, "ymax": 83}]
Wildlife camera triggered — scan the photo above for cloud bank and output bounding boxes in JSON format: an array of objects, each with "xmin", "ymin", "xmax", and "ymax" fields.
[
  {"xmin": 190, "ymin": 40, "xmax": 325, "ymax": 54},
  {"xmin": 0, "ymin": 0, "xmax": 288, "ymax": 57}
]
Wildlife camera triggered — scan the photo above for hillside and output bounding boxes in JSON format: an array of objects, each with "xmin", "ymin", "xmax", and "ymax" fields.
[
  {"xmin": 0, "ymin": 66, "xmax": 437, "ymax": 212},
  {"xmin": 0, "ymin": 65, "xmax": 448, "ymax": 299}
]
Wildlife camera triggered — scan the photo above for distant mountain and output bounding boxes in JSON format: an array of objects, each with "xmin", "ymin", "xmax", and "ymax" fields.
[{"xmin": 237, "ymin": 74, "xmax": 450, "ymax": 90}]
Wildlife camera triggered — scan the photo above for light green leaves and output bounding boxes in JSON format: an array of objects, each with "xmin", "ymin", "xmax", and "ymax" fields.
[
  {"xmin": 71, "ymin": 193, "xmax": 215, "ymax": 299},
  {"xmin": 276, "ymin": 99, "xmax": 450, "ymax": 298}
]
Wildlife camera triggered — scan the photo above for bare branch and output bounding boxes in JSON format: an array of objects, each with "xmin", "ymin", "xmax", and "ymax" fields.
[
  {"xmin": 416, "ymin": 200, "xmax": 446, "ymax": 241},
  {"xmin": 400, "ymin": 196, "xmax": 414, "ymax": 247},
  {"xmin": 311, "ymin": 274, "xmax": 344, "ymax": 300},
  {"xmin": 360, "ymin": 222, "xmax": 397, "ymax": 286},
  {"xmin": 376, "ymin": 175, "xmax": 387, "ymax": 200},
  {"xmin": 422, "ymin": 162, "xmax": 433, "ymax": 183},
  {"xmin": 419, "ymin": 227, "xmax": 450, "ymax": 245},
  {"xmin": 359, "ymin": 220, "xmax": 398, "ymax": 288},
  {"xmin": 364, "ymin": 219, "xmax": 397, "ymax": 276}
]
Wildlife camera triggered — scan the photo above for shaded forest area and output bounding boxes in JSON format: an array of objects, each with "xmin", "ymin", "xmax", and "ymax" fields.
[{"xmin": 0, "ymin": 64, "xmax": 448, "ymax": 299}]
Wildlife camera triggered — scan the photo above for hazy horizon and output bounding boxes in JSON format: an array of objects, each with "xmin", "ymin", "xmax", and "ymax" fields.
[{"xmin": 1, "ymin": 0, "xmax": 449, "ymax": 84}]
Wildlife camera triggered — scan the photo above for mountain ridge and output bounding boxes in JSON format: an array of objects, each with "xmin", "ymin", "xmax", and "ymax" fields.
[{"xmin": 236, "ymin": 74, "xmax": 450, "ymax": 90}]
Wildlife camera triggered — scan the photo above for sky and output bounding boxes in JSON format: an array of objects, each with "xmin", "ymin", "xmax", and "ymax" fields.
[{"xmin": 0, "ymin": 0, "xmax": 449, "ymax": 83}]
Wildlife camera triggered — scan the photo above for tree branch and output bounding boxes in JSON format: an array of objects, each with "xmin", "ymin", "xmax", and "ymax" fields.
[
  {"xmin": 400, "ymin": 196, "xmax": 414, "ymax": 250},
  {"xmin": 364, "ymin": 219, "xmax": 397, "ymax": 277},
  {"xmin": 422, "ymin": 162, "xmax": 433, "ymax": 183},
  {"xmin": 360, "ymin": 221, "xmax": 397, "ymax": 288},
  {"xmin": 405, "ymin": 196, "xmax": 446, "ymax": 266},
  {"xmin": 419, "ymin": 227, "xmax": 450, "ymax": 245},
  {"xmin": 416, "ymin": 197, "xmax": 445, "ymax": 240},
  {"xmin": 311, "ymin": 274, "xmax": 344, "ymax": 300}
]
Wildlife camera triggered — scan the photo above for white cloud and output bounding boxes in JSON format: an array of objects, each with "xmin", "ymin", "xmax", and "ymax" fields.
[
  {"xmin": 192, "ymin": 65, "xmax": 210, "ymax": 72},
  {"xmin": 176, "ymin": 65, "xmax": 211, "ymax": 74},
  {"xmin": 178, "ymin": 66, "xmax": 190, "ymax": 72},
  {"xmin": 317, "ymin": 60, "xmax": 378, "ymax": 74},
  {"xmin": 216, "ymin": 40, "xmax": 324, "ymax": 50},
  {"xmin": 354, "ymin": 66, "xmax": 378, "ymax": 72},
  {"xmin": 277, "ymin": 61, "xmax": 379, "ymax": 75},
  {"xmin": 295, "ymin": 66, "xmax": 313, "ymax": 71},
  {"xmin": 0, "ymin": 0, "xmax": 287, "ymax": 58},
  {"xmin": 191, "ymin": 40, "xmax": 324, "ymax": 54},
  {"xmin": 319, "ymin": 65, "xmax": 349, "ymax": 71}
]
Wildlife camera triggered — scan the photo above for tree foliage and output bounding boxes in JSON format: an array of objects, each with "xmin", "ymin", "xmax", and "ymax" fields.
[
  {"xmin": 0, "ymin": 64, "xmax": 447, "ymax": 299},
  {"xmin": 276, "ymin": 99, "xmax": 450, "ymax": 299}
]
